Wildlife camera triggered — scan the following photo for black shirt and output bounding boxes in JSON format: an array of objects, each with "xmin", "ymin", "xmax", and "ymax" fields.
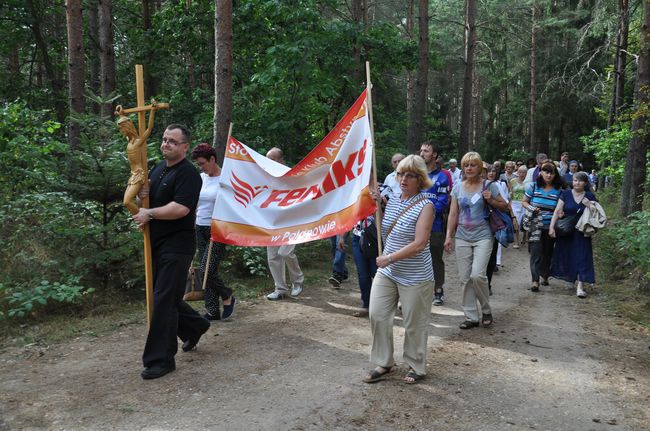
[{"xmin": 148, "ymin": 158, "xmax": 201, "ymax": 255}]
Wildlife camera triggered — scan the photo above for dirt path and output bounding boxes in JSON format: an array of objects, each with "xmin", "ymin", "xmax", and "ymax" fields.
[{"xmin": 1, "ymin": 246, "xmax": 649, "ymax": 431}]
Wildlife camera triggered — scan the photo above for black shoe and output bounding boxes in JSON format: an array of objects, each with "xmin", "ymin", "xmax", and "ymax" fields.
[
  {"xmin": 182, "ymin": 324, "xmax": 210, "ymax": 352},
  {"xmin": 541, "ymin": 278, "xmax": 549, "ymax": 286},
  {"xmin": 328, "ymin": 274, "xmax": 342, "ymax": 288},
  {"xmin": 203, "ymin": 311, "xmax": 220, "ymax": 321},
  {"xmin": 141, "ymin": 362, "xmax": 175, "ymax": 380},
  {"xmin": 432, "ymin": 290, "xmax": 444, "ymax": 306}
]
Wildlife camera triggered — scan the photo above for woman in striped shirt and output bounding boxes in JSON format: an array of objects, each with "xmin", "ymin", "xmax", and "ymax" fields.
[
  {"xmin": 363, "ymin": 155, "xmax": 434, "ymax": 385},
  {"xmin": 522, "ymin": 161, "xmax": 563, "ymax": 292}
]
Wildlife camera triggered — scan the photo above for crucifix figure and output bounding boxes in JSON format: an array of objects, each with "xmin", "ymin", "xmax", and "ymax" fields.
[
  {"xmin": 116, "ymin": 100, "xmax": 159, "ymax": 215},
  {"xmin": 117, "ymin": 64, "xmax": 169, "ymax": 326}
]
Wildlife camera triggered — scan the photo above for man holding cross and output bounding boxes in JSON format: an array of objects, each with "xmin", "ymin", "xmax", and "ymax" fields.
[{"xmin": 133, "ymin": 123, "xmax": 210, "ymax": 380}]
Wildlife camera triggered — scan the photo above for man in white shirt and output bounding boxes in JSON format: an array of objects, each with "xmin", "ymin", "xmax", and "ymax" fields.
[
  {"xmin": 381, "ymin": 153, "xmax": 404, "ymax": 200},
  {"xmin": 448, "ymin": 158, "xmax": 462, "ymax": 185}
]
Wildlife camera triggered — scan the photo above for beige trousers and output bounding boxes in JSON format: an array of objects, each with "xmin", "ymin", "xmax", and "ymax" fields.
[
  {"xmin": 368, "ymin": 272, "xmax": 434, "ymax": 376},
  {"xmin": 267, "ymin": 245, "xmax": 304, "ymax": 293},
  {"xmin": 455, "ymin": 238, "xmax": 493, "ymax": 322}
]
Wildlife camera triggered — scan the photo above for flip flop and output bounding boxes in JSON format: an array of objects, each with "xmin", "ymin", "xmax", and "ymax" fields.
[{"xmin": 362, "ymin": 365, "xmax": 397, "ymax": 383}]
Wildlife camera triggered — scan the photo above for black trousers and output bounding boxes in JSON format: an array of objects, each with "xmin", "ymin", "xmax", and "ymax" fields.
[
  {"xmin": 486, "ymin": 239, "xmax": 499, "ymax": 290},
  {"xmin": 529, "ymin": 230, "xmax": 555, "ymax": 282},
  {"xmin": 143, "ymin": 252, "xmax": 210, "ymax": 368},
  {"xmin": 196, "ymin": 226, "xmax": 231, "ymax": 316}
]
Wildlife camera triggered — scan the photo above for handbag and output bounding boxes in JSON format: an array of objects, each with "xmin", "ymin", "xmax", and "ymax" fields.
[
  {"xmin": 555, "ymin": 212, "xmax": 580, "ymax": 237},
  {"xmin": 183, "ymin": 266, "xmax": 204, "ymax": 301},
  {"xmin": 483, "ymin": 181, "xmax": 514, "ymax": 246}
]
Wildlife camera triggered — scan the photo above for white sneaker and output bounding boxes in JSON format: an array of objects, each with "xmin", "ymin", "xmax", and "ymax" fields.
[
  {"xmin": 266, "ymin": 291, "xmax": 286, "ymax": 300},
  {"xmin": 290, "ymin": 284, "xmax": 303, "ymax": 297},
  {"xmin": 576, "ymin": 286, "xmax": 587, "ymax": 298}
]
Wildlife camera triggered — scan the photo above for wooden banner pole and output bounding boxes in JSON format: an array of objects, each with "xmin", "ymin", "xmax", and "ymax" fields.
[
  {"xmin": 201, "ymin": 122, "xmax": 234, "ymax": 292},
  {"xmin": 366, "ymin": 61, "xmax": 383, "ymax": 255}
]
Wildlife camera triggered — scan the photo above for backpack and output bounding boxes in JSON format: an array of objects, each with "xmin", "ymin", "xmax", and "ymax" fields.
[{"xmin": 360, "ymin": 220, "xmax": 379, "ymax": 259}]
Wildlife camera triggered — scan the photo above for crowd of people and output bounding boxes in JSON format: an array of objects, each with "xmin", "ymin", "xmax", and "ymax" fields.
[{"xmin": 127, "ymin": 120, "xmax": 603, "ymax": 383}]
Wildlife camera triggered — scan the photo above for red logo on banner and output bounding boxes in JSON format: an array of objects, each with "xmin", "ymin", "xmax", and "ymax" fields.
[{"xmin": 231, "ymin": 172, "xmax": 268, "ymax": 208}]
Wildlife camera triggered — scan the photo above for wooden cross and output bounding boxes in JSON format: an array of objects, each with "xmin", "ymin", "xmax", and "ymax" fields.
[{"xmin": 117, "ymin": 65, "xmax": 169, "ymax": 326}]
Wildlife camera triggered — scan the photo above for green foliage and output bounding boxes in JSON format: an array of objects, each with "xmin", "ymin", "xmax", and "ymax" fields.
[
  {"xmin": 0, "ymin": 101, "xmax": 65, "ymax": 199},
  {"xmin": 581, "ymin": 124, "xmax": 631, "ymax": 184},
  {"xmin": 222, "ymin": 247, "xmax": 269, "ymax": 277},
  {"xmin": 1, "ymin": 277, "xmax": 94, "ymax": 320},
  {"xmin": 608, "ymin": 211, "xmax": 650, "ymax": 286}
]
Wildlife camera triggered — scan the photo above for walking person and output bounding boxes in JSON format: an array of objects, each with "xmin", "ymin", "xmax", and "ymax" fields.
[
  {"xmin": 132, "ymin": 124, "xmax": 210, "ymax": 379},
  {"xmin": 191, "ymin": 143, "xmax": 236, "ymax": 321},
  {"xmin": 350, "ymin": 216, "xmax": 378, "ymax": 317},
  {"xmin": 363, "ymin": 155, "xmax": 434, "ymax": 384},
  {"xmin": 444, "ymin": 152, "xmax": 509, "ymax": 329},
  {"xmin": 522, "ymin": 161, "xmax": 563, "ymax": 292},
  {"xmin": 265, "ymin": 148, "xmax": 305, "ymax": 300},
  {"xmin": 549, "ymin": 172, "xmax": 598, "ymax": 298},
  {"xmin": 419, "ymin": 141, "xmax": 450, "ymax": 306},
  {"xmin": 510, "ymin": 165, "xmax": 528, "ymax": 247}
]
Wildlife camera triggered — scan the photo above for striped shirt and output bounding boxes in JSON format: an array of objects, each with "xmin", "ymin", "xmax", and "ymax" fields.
[
  {"xmin": 378, "ymin": 193, "xmax": 434, "ymax": 286},
  {"xmin": 524, "ymin": 183, "xmax": 561, "ymax": 227}
]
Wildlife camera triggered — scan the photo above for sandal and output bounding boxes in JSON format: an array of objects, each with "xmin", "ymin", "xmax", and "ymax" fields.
[
  {"xmin": 482, "ymin": 313, "xmax": 493, "ymax": 327},
  {"xmin": 459, "ymin": 320, "xmax": 479, "ymax": 329},
  {"xmin": 403, "ymin": 368, "xmax": 425, "ymax": 384},
  {"xmin": 363, "ymin": 365, "xmax": 397, "ymax": 383},
  {"xmin": 352, "ymin": 308, "xmax": 369, "ymax": 318}
]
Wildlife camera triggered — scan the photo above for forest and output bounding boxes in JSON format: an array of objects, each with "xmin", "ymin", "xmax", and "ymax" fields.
[{"xmin": 0, "ymin": 0, "xmax": 648, "ymax": 325}]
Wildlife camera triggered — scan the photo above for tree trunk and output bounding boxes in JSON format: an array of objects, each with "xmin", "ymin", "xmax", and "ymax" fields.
[
  {"xmin": 66, "ymin": 0, "xmax": 85, "ymax": 149},
  {"xmin": 351, "ymin": 0, "xmax": 364, "ymax": 90},
  {"xmin": 213, "ymin": 0, "xmax": 233, "ymax": 165},
  {"xmin": 405, "ymin": 0, "xmax": 415, "ymax": 135},
  {"xmin": 99, "ymin": 0, "xmax": 116, "ymax": 118},
  {"xmin": 88, "ymin": 0, "xmax": 101, "ymax": 114},
  {"xmin": 407, "ymin": 0, "xmax": 428, "ymax": 154},
  {"xmin": 459, "ymin": 0, "xmax": 476, "ymax": 156},
  {"xmin": 27, "ymin": 0, "xmax": 67, "ymax": 125},
  {"xmin": 529, "ymin": 2, "xmax": 537, "ymax": 154},
  {"xmin": 620, "ymin": 0, "xmax": 649, "ymax": 216},
  {"xmin": 142, "ymin": 0, "xmax": 157, "ymax": 99}
]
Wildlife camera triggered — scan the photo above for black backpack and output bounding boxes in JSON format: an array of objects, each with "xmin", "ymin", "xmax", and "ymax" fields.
[{"xmin": 360, "ymin": 220, "xmax": 379, "ymax": 259}]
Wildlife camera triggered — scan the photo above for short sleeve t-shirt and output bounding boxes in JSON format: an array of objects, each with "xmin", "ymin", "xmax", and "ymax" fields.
[
  {"xmin": 196, "ymin": 173, "xmax": 220, "ymax": 226},
  {"xmin": 524, "ymin": 183, "xmax": 561, "ymax": 227},
  {"xmin": 149, "ymin": 159, "xmax": 202, "ymax": 255},
  {"xmin": 451, "ymin": 181, "xmax": 500, "ymax": 242}
]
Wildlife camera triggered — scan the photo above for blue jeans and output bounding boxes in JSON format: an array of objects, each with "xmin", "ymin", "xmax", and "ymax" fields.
[
  {"xmin": 330, "ymin": 234, "xmax": 349, "ymax": 277},
  {"xmin": 352, "ymin": 234, "xmax": 378, "ymax": 308}
]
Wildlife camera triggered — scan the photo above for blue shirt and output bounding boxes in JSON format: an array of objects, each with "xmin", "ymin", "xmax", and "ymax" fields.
[
  {"xmin": 525, "ymin": 183, "xmax": 561, "ymax": 227},
  {"xmin": 421, "ymin": 168, "xmax": 450, "ymax": 233}
]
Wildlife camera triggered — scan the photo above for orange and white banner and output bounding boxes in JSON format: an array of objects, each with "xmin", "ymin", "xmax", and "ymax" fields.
[{"xmin": 211, "ymin": 90, "xmax": 376, "ymax": 246}]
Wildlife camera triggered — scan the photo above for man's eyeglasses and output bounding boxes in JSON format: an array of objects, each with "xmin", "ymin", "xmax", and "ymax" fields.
[
  {"xmin": 162, "ymin": 137, "xmax": 186, "ymax": 146},
  {"xmin": 396, "ymin": 172, "xmax": 418, "ymax": 180}
]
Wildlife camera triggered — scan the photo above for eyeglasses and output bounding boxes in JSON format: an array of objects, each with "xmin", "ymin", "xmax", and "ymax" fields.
[
  {"xmin": 162, "ymin": 137, "xmax": 186, "ymax": 146},
  {"xmin": 396, "ymin": 172, "xmax": 418, "ymax": 180},
  {"xmin": 541, "ymin": 169, "xmax": 555, "ymax": 174}
]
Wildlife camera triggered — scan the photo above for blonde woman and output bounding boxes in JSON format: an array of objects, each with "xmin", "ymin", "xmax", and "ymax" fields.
[
  {"xmin": 444, "ymin": 152, "xmax": 509, "ymax": 329},
  {"xmin": 363, "ymin": 155, "xmax": 434, "ymax": 385}
]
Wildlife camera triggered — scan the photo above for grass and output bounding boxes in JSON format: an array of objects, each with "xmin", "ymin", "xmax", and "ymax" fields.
[{"xmin": 1, "ymin": 239, "xmax": 336, "ymax": 349}]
